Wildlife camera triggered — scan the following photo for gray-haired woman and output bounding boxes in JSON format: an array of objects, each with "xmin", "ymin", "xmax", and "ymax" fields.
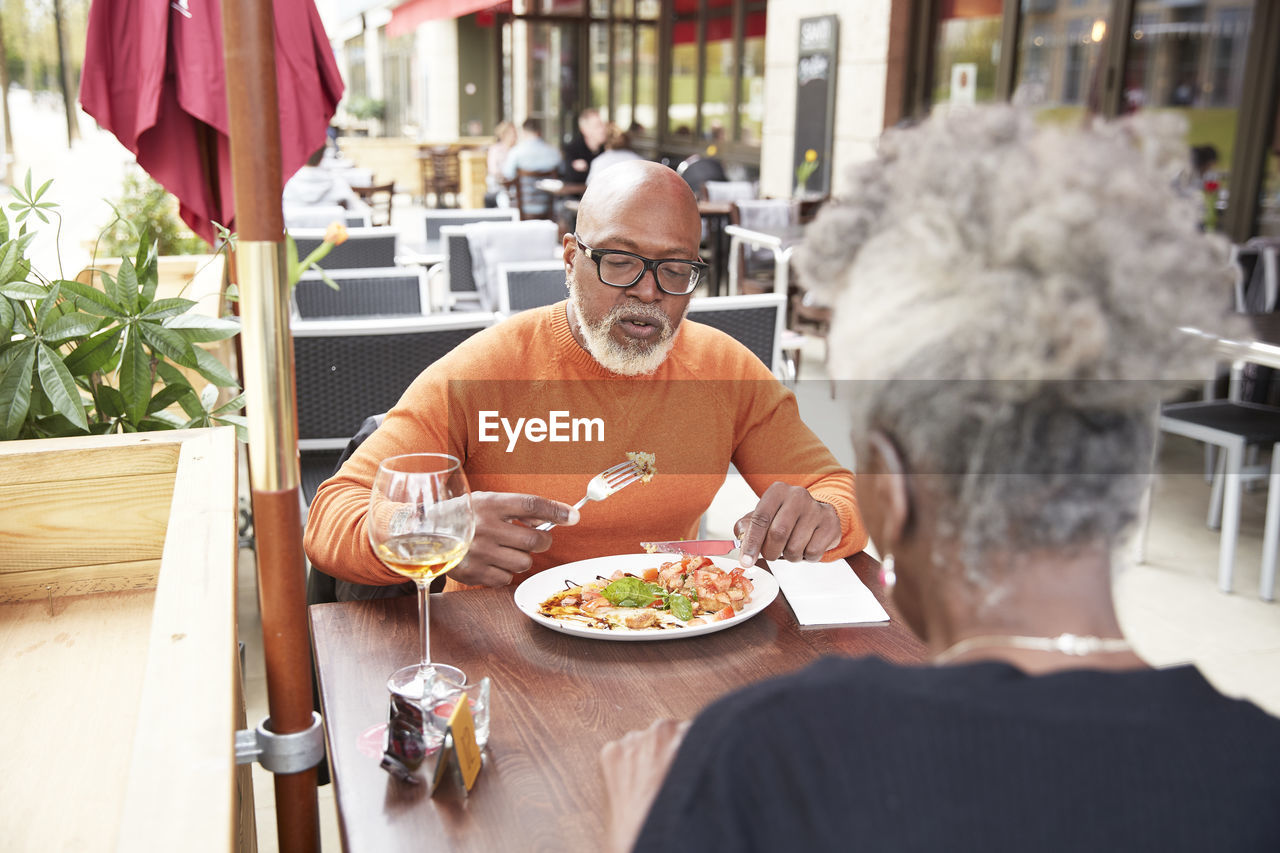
[{"xmin": 601, "ymin": 105, "xmax": 1280, "ymax": 852}]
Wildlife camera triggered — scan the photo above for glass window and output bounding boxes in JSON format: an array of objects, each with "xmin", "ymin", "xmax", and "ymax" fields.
[
  {"xmin": 634, "ymin": 24, "xmax": 657, "ymax": 133},
  {"xmin": 1014, "ymin": 2, "xmax": 1107, "ymax": 123},
  {"xmin": 1257, "ymin": 91, "xmax": 1280, "ymax": 238},
  {"xmin": 739, "ymin": 32, "xmax": 765, "ymax": 145},
  {"xmin": 703, "ymin": 12, "xmax": 734, "ymax": 146},
  {"xmin": 1124, "ymin": 1, "xmax": 1255, "ymax": 230},
  {"xmin": 612, "ymin": 22, "xmax": 635, "ymax": 128},
  {"xmin": 933, "ymin": 0, "xmax": 1003, "ymax": 108},
  {"xmin": 344, "ymin": 36, "xmax": 366, "ymax": 100},
  {"xmin": 589, "ymin": 22, "xmax": 609, "ymax": 113},
  {"xmin": 668, "ymin": 1, "xmax": 699, "ymax": 139}
]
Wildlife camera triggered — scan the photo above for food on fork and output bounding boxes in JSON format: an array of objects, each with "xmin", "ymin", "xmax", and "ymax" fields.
[
  {"xmin": 625, "ymin": 450, "xmax": 657, "ymax": 484},
  {"xmin": 537, "ymin": 555, "xmax": 754, "ymax": 632}
]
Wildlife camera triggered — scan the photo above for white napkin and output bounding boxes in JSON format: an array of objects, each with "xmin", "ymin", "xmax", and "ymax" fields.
[{"xmin": 768, "ymin": 558, "xmax": 889, "ymax": 626}]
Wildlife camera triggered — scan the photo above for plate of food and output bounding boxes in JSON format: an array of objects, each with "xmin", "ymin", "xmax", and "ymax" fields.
[{"xmin": 513, "ymin": 553, "xmax": 778, "ymax": 641}]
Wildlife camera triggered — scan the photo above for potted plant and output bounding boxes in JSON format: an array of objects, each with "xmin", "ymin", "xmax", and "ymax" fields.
[{"xmin": 0, "ymin": 173, "xmax": 245, "ymax": 441}]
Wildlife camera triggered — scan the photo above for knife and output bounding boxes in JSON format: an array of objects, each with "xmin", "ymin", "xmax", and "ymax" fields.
[{"xmin": 640, "ymin": 537, "xmax": 742, "ymax": 559}]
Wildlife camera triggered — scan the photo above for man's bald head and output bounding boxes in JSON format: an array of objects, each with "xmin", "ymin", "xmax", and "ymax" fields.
[{"xmin": 575, "ymin": 160, "xmax": 701, "ymax": 242}]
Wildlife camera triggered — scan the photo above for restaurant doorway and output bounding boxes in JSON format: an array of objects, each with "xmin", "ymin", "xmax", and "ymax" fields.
[{"xmin": 509, "ymin": 17, "xmax": 582, "ymax": 149}]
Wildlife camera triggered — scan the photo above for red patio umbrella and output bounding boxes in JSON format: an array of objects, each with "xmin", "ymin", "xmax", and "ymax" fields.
[{"xmin": 79, "ymin": 0, "xmax": 343, "ymax": 244}]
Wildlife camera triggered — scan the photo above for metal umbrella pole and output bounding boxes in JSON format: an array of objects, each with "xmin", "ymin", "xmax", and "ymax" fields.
[{"xmin": 221, "ymin": 1, "xmax": 320, "ymax": 850}]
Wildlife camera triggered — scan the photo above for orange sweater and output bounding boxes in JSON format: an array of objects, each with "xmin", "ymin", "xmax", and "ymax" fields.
[{"xmin": 303, "ymin": 302, "xmax": 866, "ymax": 587}]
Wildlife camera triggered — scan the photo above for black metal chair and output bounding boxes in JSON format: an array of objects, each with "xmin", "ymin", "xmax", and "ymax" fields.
[
  {"xmin": 421, "ymin": 208, "xmax": 518, "ymax": 256},
  {"xmin": 676, "ymin": 155, "xmax": 728, "ymax": 199},
  {"xmin": 685, "ymin": 293, "xmax": 786, "ymax": 376},
  {"xmin": 293, "ymin": 267, "xmax": 429, "ymax": 319},
  {"xmin": 496, "ymin": 260, "xmax": 566, "ymax": 314},
  {"xmin": 292, "ymin": 226, "xmax": 398, "ymax": 270}
]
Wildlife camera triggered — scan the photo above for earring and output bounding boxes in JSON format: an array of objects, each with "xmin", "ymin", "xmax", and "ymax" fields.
[{"xmin": 878, "ymin": 554, "xmax": 896, "ymax": 589}]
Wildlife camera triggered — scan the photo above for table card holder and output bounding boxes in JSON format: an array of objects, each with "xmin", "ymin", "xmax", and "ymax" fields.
[{"xmin": 430, "ymin": 691, "xmax": 482, "ymax": 796}]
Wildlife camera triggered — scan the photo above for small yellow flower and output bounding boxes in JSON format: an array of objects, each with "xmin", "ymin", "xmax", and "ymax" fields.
[
  {"xmin": 804, "ymin": 149, "xmax": 817, "ymax": 163},
  {"xmin": 706, "ymin": 144, "xmax": 718, "ymax": 157},
  {"xmin": 325, "ymin": 222, "xmax": 349, "ymax": 245}
]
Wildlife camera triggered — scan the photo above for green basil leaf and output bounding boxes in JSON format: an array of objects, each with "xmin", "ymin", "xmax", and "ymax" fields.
[
  {"xmin": 36, "ymin": 342, "xmax": 87, "ymax": 430},
  {"xmin": 603, "ymin": 576, "xmax": 657, "ymax": 608},
  {"xmin": 0, "ymin": 339, "xmax": 36, "ymax": 439},
  {"xmin": 667, "ymin": 593, "xmax": 693, "ymax": 621}
]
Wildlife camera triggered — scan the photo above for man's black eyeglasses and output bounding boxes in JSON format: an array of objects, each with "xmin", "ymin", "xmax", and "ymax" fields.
[{"xmin": 574, "ymin": 234, "xmax": 707, "ymax": 296}]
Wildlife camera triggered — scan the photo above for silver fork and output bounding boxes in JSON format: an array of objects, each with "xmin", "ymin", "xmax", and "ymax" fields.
[{"xmin": 535, "ymin": 459, "xmax": 643, "ymax": 531}]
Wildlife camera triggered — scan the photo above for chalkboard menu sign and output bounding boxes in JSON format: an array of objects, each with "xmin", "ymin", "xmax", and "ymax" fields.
[{"xmin": 793, "ymin": 15, "xmax": 839, "ymax": 198}]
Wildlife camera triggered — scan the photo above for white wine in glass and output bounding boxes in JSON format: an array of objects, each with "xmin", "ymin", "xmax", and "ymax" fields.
[{"xmin": 369, "ymin": 453, "xmax": 475, "ymax": 701}]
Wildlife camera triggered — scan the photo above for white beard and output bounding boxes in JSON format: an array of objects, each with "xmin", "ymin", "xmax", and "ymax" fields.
[{"xmin": 568, "ymin": 283, "xmax": 686, "ymax": 376}]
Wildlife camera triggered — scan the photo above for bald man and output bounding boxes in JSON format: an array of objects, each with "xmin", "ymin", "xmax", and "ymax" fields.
[{"xmin": 304, "ymin": 161, "xmax": 866, "ymax": 596}]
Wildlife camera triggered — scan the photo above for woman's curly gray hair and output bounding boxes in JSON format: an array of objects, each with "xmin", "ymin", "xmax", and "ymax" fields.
[{"xmin": 798, "ymin": 105, "xmax": 1240, "ymax": 577}]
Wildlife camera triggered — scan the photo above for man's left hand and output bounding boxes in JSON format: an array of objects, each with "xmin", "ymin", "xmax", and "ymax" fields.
[{"xmin": 735, "ymin": 482, "xmax": 841, "ymax": 566}]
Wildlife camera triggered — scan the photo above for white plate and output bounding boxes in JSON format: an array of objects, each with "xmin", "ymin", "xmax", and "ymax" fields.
[{"xmin": 513, "ymin": 553, "xmax": 778, "ymax": 642}]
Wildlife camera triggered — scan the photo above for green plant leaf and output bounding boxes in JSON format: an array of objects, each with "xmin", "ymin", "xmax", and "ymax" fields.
[
  {"xmin": 0, "ymin": 280, "xmax": 45, "ymax": 300},
  {"xmin": 42, "ymin": 312, "xmax": 103, "ymax": 344},
  {"xmin": 147, "ymin": 381, "xmax": 195, "ymax": 414},
  {"xmin": 214, "ymin": 413, "xmax": 249, "ymax": 443},
  {"xmin": 137, "ymin": 233, "xmax": 159, "ymax": 305},
  {"xmin": 36, "ymin": 343, "xmax": 88, "ymax": 431},
  {"xmin": 53, "ymin": 278, "xmax": 126, "ymax": 318},
  {"xmin": 118, "ymin": 327, "xmax": 153, "ymax": 424},
  {"xmin": 139, "ymin": 321, "xmax": 197, "ymax": 368},
  {"xmin": 93, "ymin": 383, "xmax": 126, "ymax": 418},
  {"xmin": 0, "ymin": 207, "xmax": 9, "ymax": 245},
  {"xmin": 156, "ymin": 362, "xmax": 204, "ymax": 418},
  {"xmin": 0, "ymin": 339, "xmax": 36, "ymax": 439},
  {"xmin": 140, "ymin": 297, "xmax": 197, "ymax": 319},
  {"xmin": 0, "ymin": 240, "xmax": 22, "ymax": 285},
  {"xmin": 99, "ymin": 268, "xmax": 124, "ymax": 309},
  {"xmin": 212, "ymin": 392, "xmax": 246, "ymax": 415},
  {"xmin": 63, "ymin": 326, "xmax": 123, "ymax": 376},
  {"xmin": 319, "ymin": 268, "xmax": 340, "ymax": 291},
  {"xmin": 115, "ymin": 256, "xmax": 141, "ymax": 313},
  {"xmin": 0, "ymin": 295, "xmax": 13, "ymax": 338},
  {"xmin": 191, "ymin": 345, "xmax": 237, "ymax": 387},
  {"xmin": 164, "ymin": 312, "xmax": 240, "ymax": 342},
  {"xmin": 34, "ymin": 281, "xmax": 60, "ymax": 330},
  {"xmin": 141, "ymin": 412, "xmax": 187, "ymax": 430},
  {"xmin": 32, "ymin": 177, "xmax": 53, "ymax": 204}
]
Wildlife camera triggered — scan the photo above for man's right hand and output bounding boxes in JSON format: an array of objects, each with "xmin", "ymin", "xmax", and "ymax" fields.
[{"xmin": 451, "ymin": 492, "xmax": 579, "ymax": 586}]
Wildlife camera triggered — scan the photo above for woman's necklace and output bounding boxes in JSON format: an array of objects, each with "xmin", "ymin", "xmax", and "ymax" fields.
[{"xmin": 932, "ymin": 632, "xmax": 1133, "ymax": 666}]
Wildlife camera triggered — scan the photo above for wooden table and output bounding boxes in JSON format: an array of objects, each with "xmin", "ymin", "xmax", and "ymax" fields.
[
  {"xmin": 698, "ymin": 200, "xmax": 734, "ymax": 297},
  {"xmin": 311, "ymin": 552, "xmax": 925, "ymax": 851}
]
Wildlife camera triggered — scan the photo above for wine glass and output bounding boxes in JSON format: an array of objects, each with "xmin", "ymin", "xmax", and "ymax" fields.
[{"xmin": 368, "ymin": 453, "xmax": 475, "ymax": 701}]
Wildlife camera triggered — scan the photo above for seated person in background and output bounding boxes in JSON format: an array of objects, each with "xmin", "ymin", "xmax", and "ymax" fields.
[
  {"xmin": 586, "ymin": 124, "xmax": 643, "ymax": 185},
  {"xmin": 304, "ymin": 160, "xmax": 867, "ymax": 597},
  {"xmin": 501, "ymin": 118, "xmax": 562, "ymax": 215},
  {"xmin": 283, "ymin": 146, "xmax": 364, "ymax": 210},
  {"xmin": 562, "ymin": 107, "xmax": 607, "ymax": 184},
  {"xmin": 601, "ymin": 106, "xmax": 1280, "ymax": 851},
  {"xmin": 485, "ymin": 120, "xmax": 518, "ymax": 208}
]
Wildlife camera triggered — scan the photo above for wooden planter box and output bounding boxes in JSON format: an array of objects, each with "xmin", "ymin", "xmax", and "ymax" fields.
[{"xmin": 0, "ymin": 428, "xmax": 251, "ymax": 851}]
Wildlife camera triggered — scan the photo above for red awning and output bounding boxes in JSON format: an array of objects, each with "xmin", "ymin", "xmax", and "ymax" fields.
[{"xmin": 388, "ymin": 0, "xmax": 509, "ymax": 37}]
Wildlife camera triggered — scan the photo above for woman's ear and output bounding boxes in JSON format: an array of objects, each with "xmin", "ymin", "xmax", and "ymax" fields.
[{"xmin": 864, "ymin": 430, "xmax": 910, "ymax": 555}]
